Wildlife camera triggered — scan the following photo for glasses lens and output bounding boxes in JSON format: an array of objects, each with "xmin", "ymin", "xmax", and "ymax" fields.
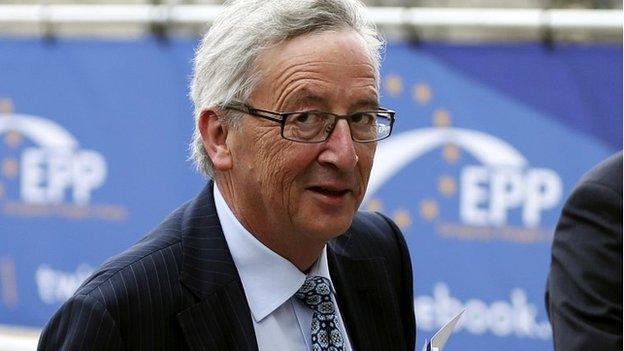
[
  {"xmin": 350, "ymin": 112, "xmax": 392, "ymax": 142},
  {"xmin": 282, "ymin": 110, "xmax": 393, "ymax": 143},
  {"xmin": 283, "ymin": 112, "xmax": 332, "ymax": 142}
]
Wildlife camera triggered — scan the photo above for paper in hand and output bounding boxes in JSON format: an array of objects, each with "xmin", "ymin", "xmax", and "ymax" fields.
[{"xmin": 421, "ymin": 309, "xmax": 465, "ymax": 351}]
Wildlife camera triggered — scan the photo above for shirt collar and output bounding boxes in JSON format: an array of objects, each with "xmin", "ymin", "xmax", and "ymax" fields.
[{"xmin": 213, "ymin": 184, "xmax": 334, "ymax": 322}]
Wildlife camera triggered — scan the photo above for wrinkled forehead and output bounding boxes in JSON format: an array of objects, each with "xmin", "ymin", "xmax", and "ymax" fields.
[
  {"xmin": 260, "ymin": 29, "xmax": 378, "ymax": 75},
  {"xmin": 251, "ymin": 30, "xmax": 379, "ymax": 110}
]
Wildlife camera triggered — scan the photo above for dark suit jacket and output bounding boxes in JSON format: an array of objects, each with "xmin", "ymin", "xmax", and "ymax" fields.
[
  {"xmin": 546, "ymin": 152, "xmax": 622, "ymax": 350},
  {"xmin": 38, "ymin": 182, "xmax": 416, "ymax": 351}
]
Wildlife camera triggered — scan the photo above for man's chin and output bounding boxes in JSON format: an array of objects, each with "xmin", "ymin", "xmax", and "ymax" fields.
[{"xmin": 298, "ymin": 214, "xmax": 354, "ymax": 242}]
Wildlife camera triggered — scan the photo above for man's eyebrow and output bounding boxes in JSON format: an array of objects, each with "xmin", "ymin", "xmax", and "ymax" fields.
[
  {"xmin": 350, "ymin": 98, "xmax": 380, "ymax": 111},
  {"xmin": 285, "ymin": 90, "xmax": 379, "ymax": 111},
  {"xmin": 286, "ymin": 92, "xmax": 325, "ymax": 110}
]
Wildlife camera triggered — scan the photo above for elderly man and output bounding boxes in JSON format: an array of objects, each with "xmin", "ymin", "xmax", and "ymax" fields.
[{"xmin": 38, "ymin": 0, "xmax": 415, "ymax": 350}]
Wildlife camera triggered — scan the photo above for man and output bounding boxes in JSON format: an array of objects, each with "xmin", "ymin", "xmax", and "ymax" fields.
[
  {"xmin": 546, "ymin": 151, "xmax": 622, "ymax": 350},
  {"xmin": 38, "ymin": 0, "xmax": 415, "ymax": 350}
]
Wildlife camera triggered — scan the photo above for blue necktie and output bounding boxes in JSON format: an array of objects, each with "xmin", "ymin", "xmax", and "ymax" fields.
[{"xmin": 296, "ymin": 276, "xmax": 345, "ymax": 351}]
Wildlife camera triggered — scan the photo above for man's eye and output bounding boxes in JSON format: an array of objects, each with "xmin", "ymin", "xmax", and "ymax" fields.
[
  {"xmin": 350, "ymin": 113, "xmax": 375, "ymax": 125},
  {"xmin": 293, "ymin": 112, "xmax": 321, "ymax": 124}
]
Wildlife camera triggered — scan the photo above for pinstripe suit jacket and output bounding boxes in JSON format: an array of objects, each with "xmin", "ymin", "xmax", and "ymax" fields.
[{"xmin": 38, "ymin": 182, "xmax": 416, "ymax": 351}]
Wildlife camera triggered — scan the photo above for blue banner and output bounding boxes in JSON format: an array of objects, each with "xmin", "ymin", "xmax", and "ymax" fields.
[{"xmin": 0, "ymin": 38, "xmax": 621, "ymax": 351}]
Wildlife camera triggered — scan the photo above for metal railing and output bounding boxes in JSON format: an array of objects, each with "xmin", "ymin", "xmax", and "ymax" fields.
[{"xmin": 0, "ymin": 4, "xmax": 620, "ymax": 32}]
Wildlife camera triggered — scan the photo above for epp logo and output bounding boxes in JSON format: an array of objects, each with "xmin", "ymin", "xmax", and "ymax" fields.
[
  {"xmin": 0, "ymin": 114, "xmax": 107, "ymax": 205},
  {"xmin": 366, "ymin": 127, "xmax": 563, "ymax": 228}
]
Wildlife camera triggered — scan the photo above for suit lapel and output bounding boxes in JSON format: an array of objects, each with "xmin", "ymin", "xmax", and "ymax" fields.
[
  {"xmin": 177, "ymin": 280, "xmax": 258, "ymax": 351},
  {"xmin": 328, "ymin": 234, "xmax": 405, "ymax": 351},
  {"xmin": 177, "ymin": 183, "xmax": 258, "ymax": 351}
]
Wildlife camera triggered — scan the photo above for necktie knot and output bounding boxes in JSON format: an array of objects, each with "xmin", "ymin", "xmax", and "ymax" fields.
[{"xmin": 295, "ymin": 276, "xmax": 335, "ymax": 315}]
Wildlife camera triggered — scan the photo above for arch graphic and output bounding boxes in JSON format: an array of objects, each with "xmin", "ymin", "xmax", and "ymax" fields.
[
  {"xmin": 0, "ymin": 114, "xmax": 78, "ymax": 149},
  {"xmin": 364, "ymin": 127, "xmax": 528, "ymax": 202}
]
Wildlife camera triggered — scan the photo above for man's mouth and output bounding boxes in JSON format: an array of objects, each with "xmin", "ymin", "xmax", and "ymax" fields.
[{"xmin": 308, "ymin": 186, "xmax": 350, "ymax": 197}]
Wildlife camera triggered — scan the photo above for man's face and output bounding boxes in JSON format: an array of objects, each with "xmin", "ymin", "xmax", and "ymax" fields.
[{"xmin": 224, "ymin": 29, "xmax": 378, "ymax": 246}]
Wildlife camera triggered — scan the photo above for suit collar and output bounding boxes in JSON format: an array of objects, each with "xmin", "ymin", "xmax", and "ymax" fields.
[
  {"xmin": 179, "ymin": 181, "xmax": 239, "ymax": 298},
  {"xmin": 177, "ymin": 181, "xmax": 258, "ymax": 351},
  {"xmin": 214, "ymin": 184, "xmax": 306, "ymax": 322}
]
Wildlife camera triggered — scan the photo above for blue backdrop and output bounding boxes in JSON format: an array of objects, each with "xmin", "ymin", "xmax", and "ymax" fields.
[{"xmin": 0, "ymin": 37, "xmax": 621, "ymax": 351}]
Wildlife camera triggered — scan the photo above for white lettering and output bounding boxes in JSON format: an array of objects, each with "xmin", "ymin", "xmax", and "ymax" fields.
[
  {"xmin": 414, "ymin": 295, "xmax": 435, "ymax": 330},
  {"xmin": 460, "ymin": 166, "xmax": 562, "ymax": 227},
  {"xmin": 488, "ymin": 301, "xmax": 513, "ymax": 336},
  {"xmin": 35, "ymin": 264, "xmax": 94, "ymax": 304},
  {"xmin": 72, "ymin": 151, "xmax": 107, "ymax": 204},
  {"xmin": 19, "ymin": 148, "xmax": 107, "ymax": 205},
  {"xmin": 414, "ymin": 283, "xmax": 552, "ymax": 340},
  {"xmin": 460, "ymin": 166, "xmax": 489, "ymax": 225},
  {"xmin": 47, "ymin": 151, "xmax": 73, "ymax": 204},
  {"xmin": 20, "ymin": 148, "xmax": 47, "ymax": 204},
  {"xmin": 489, "ymin": 169, "xmax": 523, "ymax": 225},
  {"xmin": 463, "ymin": 299, "xmax": 488, "ymax": 334},
  {"xmin": 523, "ymin": 169, "xmax": 562, "ymax": 227}
]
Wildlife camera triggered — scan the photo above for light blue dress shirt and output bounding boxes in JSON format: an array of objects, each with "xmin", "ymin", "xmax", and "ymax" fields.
[{"xmin": 214, "ymin": 185, "xmax": 353, "ymax": 351}]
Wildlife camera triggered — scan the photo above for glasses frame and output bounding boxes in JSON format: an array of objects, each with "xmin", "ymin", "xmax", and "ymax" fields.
[{"xmin": 223, "ymin": 101, "xmax": 396, "ymax": 144}]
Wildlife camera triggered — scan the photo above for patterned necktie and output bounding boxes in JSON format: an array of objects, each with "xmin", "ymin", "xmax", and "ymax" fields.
[{"xmin": 295, "ymin": 276, "xmax": 345, "ymax": 351}]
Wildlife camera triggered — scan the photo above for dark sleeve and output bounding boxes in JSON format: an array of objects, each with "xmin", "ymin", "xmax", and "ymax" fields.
[
  {"xmin": 38, "ymin": 294, "xmax": 125, "ymax": 351},
  {"xmin": 546, "ymin": 180, "xmax": 623, "ymax": 350},
  {"xmin": 379, "ymin": 212, "xmax": 416, "ymax": 351}
]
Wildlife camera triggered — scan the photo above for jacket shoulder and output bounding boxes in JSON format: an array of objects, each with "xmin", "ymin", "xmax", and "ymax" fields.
[
  {"xmin": 39, "ymin": 201, "xmax": 196, "ymax": 350},
  {"xmin": 578, "ymin": 151, "xmax": 622, "ymax": 196},
  {"xmin": 76, "ymin": 200, "xmax": 191, "ymax": 299}
]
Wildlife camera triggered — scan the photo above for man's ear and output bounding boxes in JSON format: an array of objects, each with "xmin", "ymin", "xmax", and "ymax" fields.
[{"xmin": 198, "ymin": 108, "xmax": 233, "ymax": 172}]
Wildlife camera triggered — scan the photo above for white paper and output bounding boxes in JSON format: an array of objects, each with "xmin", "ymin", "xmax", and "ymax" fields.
[{"xmin": 421, "ymin": 309, "xmax": 465, "ymax": 351}]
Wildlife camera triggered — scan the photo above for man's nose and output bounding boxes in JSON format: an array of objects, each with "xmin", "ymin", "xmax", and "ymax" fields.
[{"xmin": 318, "ymin": 119, "xmax": 358, "ymax": 170}]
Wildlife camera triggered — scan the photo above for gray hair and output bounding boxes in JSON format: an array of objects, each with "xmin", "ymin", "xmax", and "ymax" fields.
[{"xmin": 189, "ymin": 0, "xmax": 384, "ymax": 177}]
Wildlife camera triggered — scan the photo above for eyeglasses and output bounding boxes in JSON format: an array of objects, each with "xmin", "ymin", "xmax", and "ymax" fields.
[{"xmin": 224, "ymin": 101, "xmax": 395, "ymax": 143}]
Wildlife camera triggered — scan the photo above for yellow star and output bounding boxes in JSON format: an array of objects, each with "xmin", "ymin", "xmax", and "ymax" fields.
[
  {"xmin": 0, "ymin": 98, "xmax": 13, "ymax": 114},
  {"xmin": 4, "ymin": 131, "xmax": 22, "ymax": 149},
  {"xmin": 420, "ymin": 199, "xmax": 439, "ymax": 221},
  {"xmin": 442, "ymin": 144, "xmax": 460, "ymax": 164},
  {"xmin": 384, "ymin": 74, "xmax": 403, "ymax": 96},
  {"xmin": 0, "ymin": 257, "xmax": 18, "ymax": 308},
  {"xmin": 433, "ymin": 109, "xmax": 452, "ymax": 127},
  {"xmin": 412, "ymin": 83, "xmax": 432, "ymax": 104},
  {"xmin": 438, "ymin": 175, "xmax": 456, "ymax": 197},
  {"xmin": 366, "ymin": 198, "xmax": 383, "ymax": 212},
  {"xmin": 393, "ymin": 208, "xmax": 412, "ymax": 229},
  {"xmin": 2, "ymin": 158, "xmax": 19, "ymax": 179}
]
